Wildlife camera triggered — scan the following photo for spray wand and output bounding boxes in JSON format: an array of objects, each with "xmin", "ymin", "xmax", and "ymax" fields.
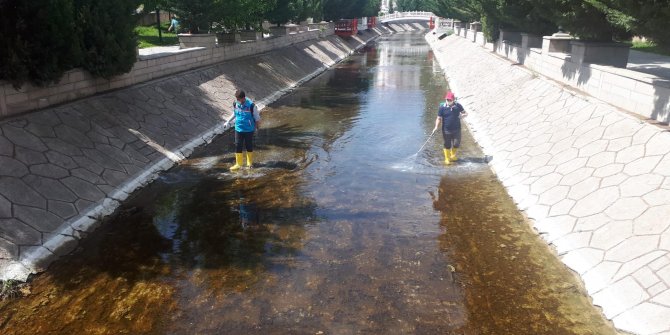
[{"xmin": 415, "ymin": 128, "xmax": 437, "ymax": 156}]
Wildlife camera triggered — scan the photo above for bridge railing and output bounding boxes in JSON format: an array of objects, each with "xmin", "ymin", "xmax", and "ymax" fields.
[{"xmin": 379, "ymin": 11, "xmax": 435, "ymax": 22}]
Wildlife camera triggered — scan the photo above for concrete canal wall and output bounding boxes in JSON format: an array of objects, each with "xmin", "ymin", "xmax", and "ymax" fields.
[
  {"xmin": 447, "ymin": 25, "xmax": 670, "ymax": 125},
  {"xmin": 0, "ymin": 22, "xmax": 430, "ymax": 118},
  {"xmin": 0, "ymin": 25, "xmax": 337, "ymax": 118},
  {"xmin": 0, "ymin": 23, "xmax": 432, "ymax": 282},
  {"xmin": 428, "ymin": 34, "xmax": 670, "ymax": 334}
]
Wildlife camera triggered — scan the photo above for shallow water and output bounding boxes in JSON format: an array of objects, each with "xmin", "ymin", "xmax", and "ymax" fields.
[{"xmin": 0, "ymin": 32, "xmax": 620, "ymax": 335}]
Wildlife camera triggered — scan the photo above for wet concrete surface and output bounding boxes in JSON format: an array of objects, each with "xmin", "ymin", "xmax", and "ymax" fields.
[{"xmin": 0, "ymin": 33, "xmax": 620, "ymax": 334}]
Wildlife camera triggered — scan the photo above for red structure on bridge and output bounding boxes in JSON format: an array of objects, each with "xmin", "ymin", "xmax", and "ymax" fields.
[
  {"xmin": 429, "ymin": 16, "xmax": 435, "ymax": 29},
  {"xmin": 335, "ymin": 17, "xmax": 378, "ymax": 37},
  {"xmin": 368, "ymin": 17, "xmax": 377, "ymax": 29},
  {"xmin": 335, "ymin": 18, "xmax": 358, "ymax": 37}
]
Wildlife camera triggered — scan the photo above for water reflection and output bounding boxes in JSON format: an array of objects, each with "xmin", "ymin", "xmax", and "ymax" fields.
[{"xmin": 237, "ymin": 196, "xmax": 259, "ymax": 230}]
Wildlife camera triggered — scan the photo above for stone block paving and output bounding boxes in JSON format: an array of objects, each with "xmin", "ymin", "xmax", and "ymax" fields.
[
  {"xmin": 0, "ymin": 33, "xmax": 378, "ymax": 281},
  {"xmin": 429, "ymin": 35, "xmax": 670, "ymax": 335}
]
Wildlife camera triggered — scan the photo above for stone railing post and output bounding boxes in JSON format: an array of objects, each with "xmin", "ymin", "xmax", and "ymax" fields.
[
  {"xmin": 178, "ymin": 33, "xmax": 217, "ymax": 49},
  {"xmin": 285, "ymin": 23, "xmax": 300, "ymax": 34},
  {"xmin": 216, "ymin": 32, "xmax": 241, "ymax": 44},
  {"xmin": 521, "ymin": 33, "xmax": 542, "ymax": 49},
  {"xmin": 569, "ymin": 41, "xmax": 631, "ymax": 68},
  {"xmin": 239, "ymin": 30, "xmax": 263, "ymax": 42},
  {"xmin": 308, "ymin": 23, "xmax": 320, "ymax": 31},
  {"xmin": 542, "ymin": 30, "xmax": 574, "ymax": 54},
  {"xmin": 269, "ymin": 26, "xmax": 288, "ymax": 37},
  {"xmin": 470, "ymin": 21, "xmax": 481, "ymax": 43}
]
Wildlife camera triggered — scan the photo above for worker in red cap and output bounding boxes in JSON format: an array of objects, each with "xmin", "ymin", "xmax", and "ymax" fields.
[{"xmin": 432, "ymin": 91, "xmax": 467, "ymax": 164}]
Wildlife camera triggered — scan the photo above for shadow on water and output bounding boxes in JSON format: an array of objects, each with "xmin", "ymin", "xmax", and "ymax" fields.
[
  {"xmin": 0, "ymin": 140, "xmax": 318, "ymax": 333},
  {"xmin": 0, "ymin": 208, "xmax": 177, "ymax": 334},
  {"xmin": 255, "ymin": 123, "xmax": 318, "ymax": 151}
]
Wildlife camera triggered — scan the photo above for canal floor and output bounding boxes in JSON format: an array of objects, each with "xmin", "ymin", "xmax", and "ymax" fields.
[{"xmin": 0, "ymin": 33, "xmax": 621, "ymax": 334}]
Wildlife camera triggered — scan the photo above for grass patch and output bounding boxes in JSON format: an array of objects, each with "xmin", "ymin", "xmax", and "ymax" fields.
[
  {"xmin": 630, "ymin": 40, "xmax": 670, "ymax": 57},
  {"xmin": 1, "ymin": 280, "xmax": 26, "ymax": 300},
  {"xmin": 135, "ymin": 24, "xmax": 178, "ymax": 49}
]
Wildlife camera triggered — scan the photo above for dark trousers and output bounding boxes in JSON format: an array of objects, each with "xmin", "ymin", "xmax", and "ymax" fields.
[
  {"xmin": 442, "ymin": 129, "xmax": 461, "ymax": 149},
  {"xmin": 235, "ymin": 131, "xmax": 254, "ymax": 153}
]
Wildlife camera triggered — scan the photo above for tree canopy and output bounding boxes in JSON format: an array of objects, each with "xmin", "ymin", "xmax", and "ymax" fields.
[
  {"xmin": 322, "ymin": 0, "xmax": 380, "ymax": 21},
  {"xmin": 0, "ymin": 0, "xmax": 137, "ymax": 88},
  {"xmin": 267, "ymin": 0, "xmax": 305, "ymax": 26},
  {"xmin": 0, "ymin": 0, "xmax": 385, "ymax": 88},
  {"xmin": 165, "ymin": 0, "xmax": 379, "ymax": 30},
  {"xmin": 395, "ymin": 0, "xmax": 430, "ymax": 12},
  {"xmin": 424, "ymin": 0, "xmax": 669, "ymax": 46}
]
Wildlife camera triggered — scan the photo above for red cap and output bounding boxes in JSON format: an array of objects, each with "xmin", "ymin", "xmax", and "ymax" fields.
[{"xmin": 445, "ymin": 91, "xmax": 455, "ymax": 100}]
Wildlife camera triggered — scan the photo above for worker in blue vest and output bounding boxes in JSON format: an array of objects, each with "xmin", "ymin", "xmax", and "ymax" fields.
[
  {"xmin": 226, "ymin": 90, "xmax": 261, "ymax": 171},
  {"xmin": 432, "ymin": 91, "xmax": 467, "ymax": 165},
  {"xmin": 168, "ymin": 16, "xmax": 179, "ymax": 33}
]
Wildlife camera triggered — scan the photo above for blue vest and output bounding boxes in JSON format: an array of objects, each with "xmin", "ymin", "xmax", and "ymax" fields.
[
  {"xmin": 438, "ymin": 102, "xmax": 464, "ymax": 131},
  {"xmin": 234, "ymin": 98, "xmax": 256, "ymax": 132}
]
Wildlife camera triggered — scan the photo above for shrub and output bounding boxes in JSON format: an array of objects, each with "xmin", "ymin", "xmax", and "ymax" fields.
[
  {"xmin": 0, "ymin": 0, "xmax": 138, "ymax": 89},
  {"xmin": 168, "ymin": 0, "xmax": 215, "ymax": 34},
  {"xmin": 0, "ymin": 0, "xmax": 81, "ymax": 88},
  {"xmin": 75, "ymin": 0, "xmax": 138, "ymax": 78}
]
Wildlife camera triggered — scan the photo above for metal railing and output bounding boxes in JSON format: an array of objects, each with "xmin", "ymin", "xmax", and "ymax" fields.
[{"xmin": 379, "ymin": 11, "xmax": 435, "ymax": 22}]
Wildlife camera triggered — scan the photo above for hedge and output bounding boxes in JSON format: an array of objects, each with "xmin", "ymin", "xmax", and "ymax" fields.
[{"xmin": 0, "ymin": 0, "xmax": 138, "ymax": 89}]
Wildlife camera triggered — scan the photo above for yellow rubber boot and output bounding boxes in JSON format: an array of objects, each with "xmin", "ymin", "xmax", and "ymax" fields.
[
  {"xmin": 450, "ymin": 148, "xmax": 458, "ymax": 161},
  {"xmin": 230, "ymin": 153, "xmax": 244, "ymax": 171},
  {"xmin": 246, "ymin": 152, "xmax": 254, "ymax": 168},
  {"xmin": 443, "ymin": 149, "xmax": 451, "ymax": 165}
]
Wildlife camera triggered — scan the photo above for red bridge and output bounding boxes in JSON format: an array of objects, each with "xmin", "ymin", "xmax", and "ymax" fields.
[{"xmin": 335, "ymin": 17, "xmax": 378, "ymax": 37}]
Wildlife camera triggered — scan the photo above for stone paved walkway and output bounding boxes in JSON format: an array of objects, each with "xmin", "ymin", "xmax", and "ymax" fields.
[
  {"xmin": 138, "ymin": 45, "xmax": 187, "ymax": 60},
  {"xmin": 628, "ymin": 50, "xmax": 670, "ymax": 80},
  {"xmin": 429, "ymin": 35, "xmax": 670, "ymax": 335}
]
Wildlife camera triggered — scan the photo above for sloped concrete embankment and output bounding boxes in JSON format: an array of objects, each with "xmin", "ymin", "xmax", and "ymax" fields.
[
  {"xmin": 0, "ymin": 28, "xmax": 390, "ymax": 282},
  {"xmin": 428, "ymin": 34, "xmax": 670, "ymax": 335}
]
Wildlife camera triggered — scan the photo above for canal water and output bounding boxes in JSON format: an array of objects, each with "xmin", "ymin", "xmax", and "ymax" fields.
[{"xmin": 0, "ymin": 33, "xmax": 620, "ymax": 335}]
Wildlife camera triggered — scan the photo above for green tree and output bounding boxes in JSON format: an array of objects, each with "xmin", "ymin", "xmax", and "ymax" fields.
[
  {"xmin": 396, "ymin": 0, "xmax": 430, "ymax": 11},
  {"xmin": 305, "ymin": 0, "xmax": 324, "ymax": 22},
  {"xmin": 142, "ymin": 0, "xmax": 173, "ymax": 40},
  {"xmin": 428, "ymin": 0, "xmax": 632, "ymax": 42},
  {"xmin": 0, "ymin": 0, "xmax": 82, "ymax": 88},
  {"xmin": 208, "ymin": 0, "xmax": 275, "ymax": 32},
  {"xmin": 167, "ymin": 0, "xmax": 216, "ymax": 33},
  {"xmin": 266, "ymin": 0, "xmax": 304, "ymax": 25},
  {"xmin": 75, "ymin": 0, "xmax": 138, "ymax": 78},
  {"xmin": 597, "ymin": 0, "xmax": 670, "ymax": 47},
  {"xmin": 210, "ymin": 0, "xmax": 243, "ymax": 31},
  {"xmin": 238, "ymin": 0, "xmax": 276, "ymax": 30},
  {"xmin": 323, "ymin": 0, "xmax": 380, "ymax": 20},
  {"xmin": 0, "ymin": 0, "xmax": 140, "ymax": 89},
  {"xmin": 531, "ymin": 0, "xmax": 626, "ymax": 40},
  {"xmin": 361, "ymin": 0, "xmax": 381, "ymax": 17},
  {"xmin": 323, "ymin": 0, "xmax": 349, "ymax": 20},
  {"xmin": 472, "ymin": 0, "xmax": 554, "ymax": 41},
  {"xmin": 428, "ymin": 0, "xmax": 478, "ymax": 22}
]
